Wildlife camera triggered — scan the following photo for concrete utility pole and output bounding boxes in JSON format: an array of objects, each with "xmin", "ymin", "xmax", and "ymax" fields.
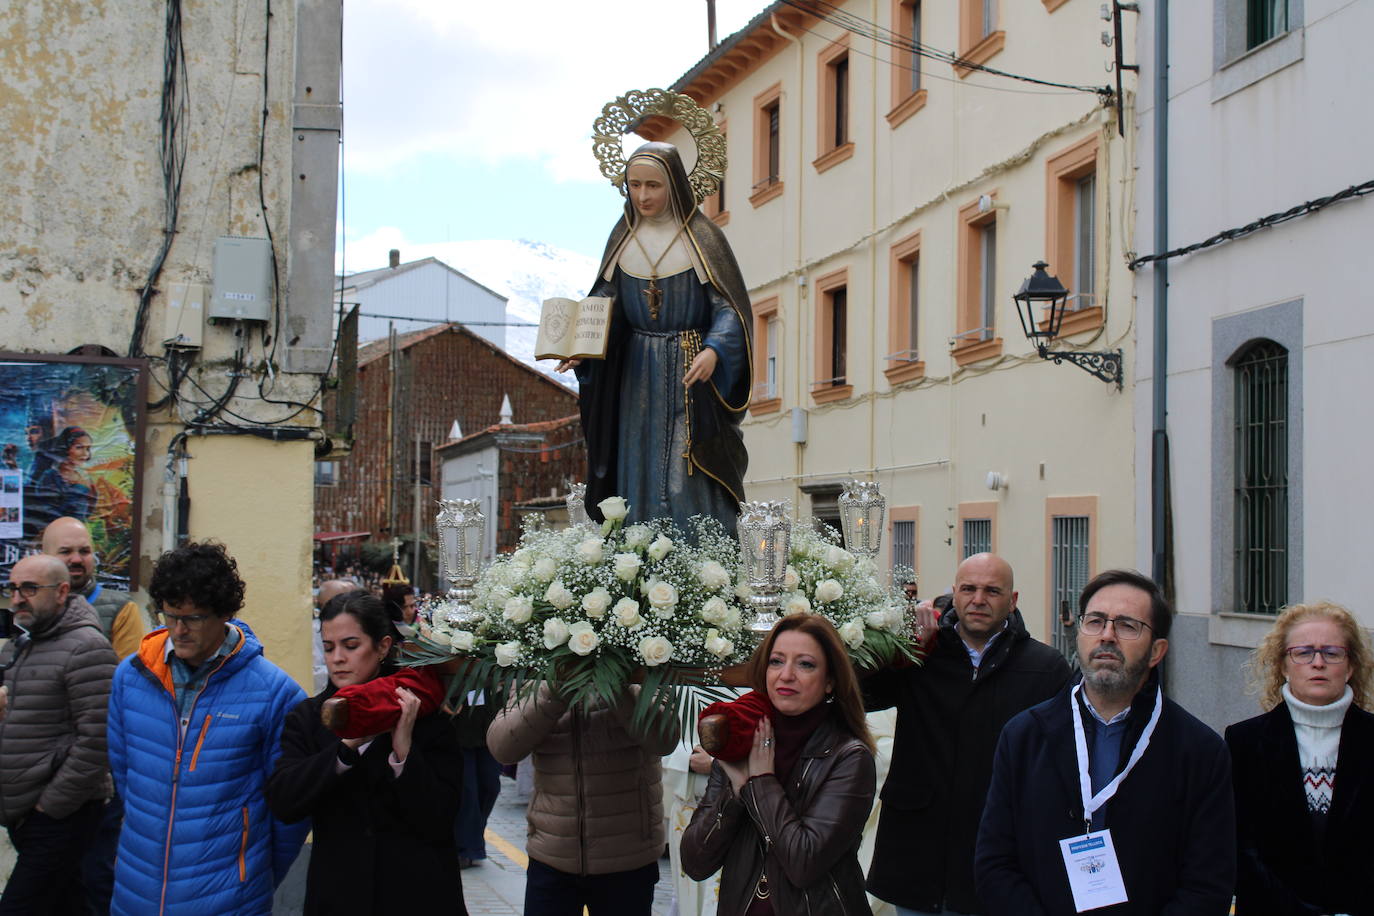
[{"xmin": 413, "ymin": 432, "xmax": 422, "ymax": 590}]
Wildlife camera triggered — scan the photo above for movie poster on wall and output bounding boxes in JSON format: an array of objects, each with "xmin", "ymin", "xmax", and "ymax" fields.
[{"xmin": 0, "ymin": 353, "xmax": 146, "ymax": 587}]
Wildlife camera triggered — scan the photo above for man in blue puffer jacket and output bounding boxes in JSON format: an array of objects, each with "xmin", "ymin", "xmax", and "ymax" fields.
[{"xmin": 107, "ymin": 541, "xmax": 308, "ymax": 915}]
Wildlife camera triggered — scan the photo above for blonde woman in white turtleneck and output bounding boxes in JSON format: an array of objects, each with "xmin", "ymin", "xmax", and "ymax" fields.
[{"xmin": 1225, "ymin": 601, "xmax": 1374, "ymax": 916}]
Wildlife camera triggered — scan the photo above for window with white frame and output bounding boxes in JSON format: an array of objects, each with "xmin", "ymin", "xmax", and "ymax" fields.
[
  {"xmin": 765, "ymin": 316, "xmax": 779, "ymax": 399},
  {"xmin": 980, "ymin": 221, "xmax": 997, "ymax": 332},
  {"xmin": 1074, "ymin": 174, "xmax": 1096, "ymax": 309},
  {"xmin": 1234, "ymin": 340, "xmax": 1289, "ymax": 613}
]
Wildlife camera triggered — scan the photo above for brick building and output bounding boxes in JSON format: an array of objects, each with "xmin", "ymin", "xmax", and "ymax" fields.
[
  {"xmin": 437, "ymin": 414, "xmax": 586, "ymax": 555},
  {"xmin": 314, "ymin": 322, "xmax": 580, "ymax": 570}
]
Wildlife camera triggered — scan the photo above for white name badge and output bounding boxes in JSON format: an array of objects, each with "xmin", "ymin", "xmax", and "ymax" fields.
[{"xmin": 1059, "ymin": 829, "xmax": 1128, "ymax": 912}]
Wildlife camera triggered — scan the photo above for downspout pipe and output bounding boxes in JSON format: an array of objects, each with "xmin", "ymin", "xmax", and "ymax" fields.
[{"xmin": 1150, "ymin": 0, "xmax": 1170, "ymax": 588}]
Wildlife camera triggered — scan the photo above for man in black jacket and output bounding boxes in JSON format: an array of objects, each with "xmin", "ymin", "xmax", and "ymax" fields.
[
  {"xmin": 974, "ymin": 569, "xmax": 1235, "ymax": 915},
  {"xmin": 865, "ymin": 553, "xmax": 1072, "ymax": 915}
]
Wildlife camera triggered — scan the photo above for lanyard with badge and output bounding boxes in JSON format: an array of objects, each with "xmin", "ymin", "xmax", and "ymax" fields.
[{"xmin": 1059, "ymin": 682, "xmax": 1162, "ymax": 912}]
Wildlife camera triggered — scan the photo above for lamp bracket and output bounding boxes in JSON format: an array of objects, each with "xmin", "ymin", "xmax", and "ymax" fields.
[{"xmin": 1036, "ymin": 345, "xmax": 1124, "ymax": 390}]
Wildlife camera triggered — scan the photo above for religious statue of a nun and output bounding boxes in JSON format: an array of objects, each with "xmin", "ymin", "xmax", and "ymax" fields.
[{"xmin": 562, "ymin": 140, "xmax": 752, "ymax": 537}]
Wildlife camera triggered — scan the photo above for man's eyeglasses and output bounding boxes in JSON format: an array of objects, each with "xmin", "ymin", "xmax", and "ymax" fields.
[
  {"xmin": 1078, "ymin": 612, "xmax": 1152, "ymax": 640},
  {"xmin": 1285, "ymin": 645, "xmax": 1348, "ymax": 665},
  {"xmin": 0, "ymin": 582, "xmax": 61, "ymax": 600},
  {"xmin": 157, "ymin": 611, "xmax": 216, "ymax": 629}
]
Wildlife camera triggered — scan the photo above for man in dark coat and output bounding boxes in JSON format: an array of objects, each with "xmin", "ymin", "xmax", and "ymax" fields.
[
  {"xmin": 0, "ymin": 554, "xmax": 117, "ymax": 914},
  {"xmin": 975, "ymin": 569, "xmax": 1235, "ymax": 915},
  {"xmin": 864, "ymin": 553, "xmax": 1072, "ymax": 915}
]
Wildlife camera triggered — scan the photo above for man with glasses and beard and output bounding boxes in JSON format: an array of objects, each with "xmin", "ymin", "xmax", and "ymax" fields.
[
  {"xmin": 0, "ymin": 554, "xmax": 116, "ymax": 914},
  {"xmin": 975, "ymin": 569, "xmax": 1235, "ymax": 915},
  {"xmin": 106, "ymin": 541, "xmax": 307, "ymax": 915}
]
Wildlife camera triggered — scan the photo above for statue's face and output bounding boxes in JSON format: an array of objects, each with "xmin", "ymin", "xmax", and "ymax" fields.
[{"xmin": 627, "ymin": 161, "xmax": 669, "ymax": 219}]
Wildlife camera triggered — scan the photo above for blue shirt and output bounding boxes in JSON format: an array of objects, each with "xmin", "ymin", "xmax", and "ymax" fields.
[
  {"xmin": 166, "ymin": 623, "xmax": 241, "ymax": 721},
  {"xmin": 1083, "ymin": 691, "xmax": 1131, "ymax": 830},
  {"xmin": 958, "ymin": 620, "xmax": 1009, "ymax": 670}
]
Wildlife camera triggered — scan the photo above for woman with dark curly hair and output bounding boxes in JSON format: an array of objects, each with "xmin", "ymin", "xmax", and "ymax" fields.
[
  {"xmin": 106, "ymin": 541, "xmax": 308, "ymax": 915},
  {"xmin": 681, "ymin": 613, "xmax": 877, "ymax": 916},
  {"xmin": 1225, "ymin": 600, "xmax": 1374, "ymax": 915}
]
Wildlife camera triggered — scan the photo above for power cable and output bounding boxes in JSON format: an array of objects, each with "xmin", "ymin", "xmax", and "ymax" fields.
[
  {"xmin": 1128, "ymin": 178, "xmax": 1374, "ymax": 270},
  {"xmin": 778, "ymin": 0, "xmax": 1110, "ymax": 98},
  {"xmin": 129, "ymin": 0, "xmax": 189, "ymax": 358}
]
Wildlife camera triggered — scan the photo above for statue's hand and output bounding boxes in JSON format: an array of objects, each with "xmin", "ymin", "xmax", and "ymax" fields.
[
  {"xmin": 555, "ymin": 358, "xmax": 582, "ymax": 373},
  {"xmin": 683, "ymin": 347, "xmax": 718, "ymax": 386}
]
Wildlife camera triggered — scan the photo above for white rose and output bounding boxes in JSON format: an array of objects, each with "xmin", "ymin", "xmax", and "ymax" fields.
[
  {"xmin": 783, "ymin": 593, "xmax": 812, "ymax": 615},
  {"xmin": 567, "ymin": 622, "xmax": 600, "ymax": 656},
  {"xmin": 543, "ymin": 617, "xmax": 571, "ymax": 650},
  {"xmin": 623, "ymin": 524, "xmax": 653, "ymax": 549},
  {"xmin": 613, "ymin": 553, "xmax": 642, "ymax": 583},
  {"xmin": 647, "ymin": 535, "xmax": 674, "ymax": 561},
  {"xmin": 638, "ymin": 635, "xmax": 674, "ymax": 667},
  {"xmin": 839, "ymin": 619, "xmax": 865, "ymax": 648},
  {"xmin": 699, "ymin": 596, "xmax": 729, "ymax": 625},
  {"xmin": 597, "ymin": 496, "xmax": 629, "ymax": 521},
  {"xmin": 503, "ymin": 595, "xmax": 534, "ymax": 624},
  {"xmin": 575, "ymin": 538, "xmax": 604, "ymax": 564},
  {"xmin": 734, "ymin": 580, "xmax": 754, "ymax": 601},
  {"xmin": 825, "ymin": 545, "xmax": 855, "ymax": 570},
  {"xmin": 494, "ymin": 641, "xmax": 522, "ymax": 667},
  {"xmin": 449, "ymin": 630, "xmax": 475, "ymax": 652},
  {"xmin": 886, "ymin": 607, "xmax": 907, "ymax": 632},
  {"xmin": 704, "ymin": 628, "xmax": 734, "ymax": 659},
  {"xmin": 581, "ymin": 587, "xmax": 611, "ymax": 618},
  {"xmin": 783, "ymin": 565, "xmax": 800, "ymax": 590},
  {"xmin": 647, "ymin": 580, "xmax": 679, "ymax": 611},
  {"xmin": 721, "ymin": 605, "xmax": 742, "ymax": 630},
  {"xmin": 696, "ymin": 560, "xmax": 731, "ymax": 590},
  {"xmin": 614, "ymin": 598, "xmax": 643, "ymax": 628},
  {"xmin": 506, "ymin": 559, "xmax": 531, "ymax": 583},
  {"xmin": 545, "ymin": 580, "xmax": 576, "ymax": 610},
  {"xmin": 855, "ymin": 556, "xmax": 878, "ymax": 579},
  {"xmin": 865, "ymin": 611, "xmax": 891, "ymax": 631},
  {"xmin": 814, "ymin": 579, "xmax": 845, "ymax": 604},
  {"xmin": 533, "ymin": 556, "xmax": 558, "ymax": 582}
]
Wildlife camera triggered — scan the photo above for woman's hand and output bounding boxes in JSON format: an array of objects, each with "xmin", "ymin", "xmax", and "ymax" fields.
[
  {"xmin": 390, "ymin": 687, "xmax": 420, "ymax": 762},
  {"xmin": 683, "ymin": 347, "xmax": 717, "ymax": 386},
  {"xmin": 747, "ymin": 717, "xmax": 775, "ymax": 779},
  {"xmin": 689, "ymin": 744, "xmax": 714, "ymax": 776},
  {"xmin": 555, "ymin": 358, "xmax": 582, "ymax": 373}
]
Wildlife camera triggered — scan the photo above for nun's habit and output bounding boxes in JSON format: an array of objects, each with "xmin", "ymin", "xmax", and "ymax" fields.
[{"xmin": 574, "ymin": 142, "xmax": 752, "ymax": 536}]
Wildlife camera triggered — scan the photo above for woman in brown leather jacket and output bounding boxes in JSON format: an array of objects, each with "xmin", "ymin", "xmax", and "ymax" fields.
[{"xmin": 681, "ymin": 613, "xmax": 877, "ymax": 915}]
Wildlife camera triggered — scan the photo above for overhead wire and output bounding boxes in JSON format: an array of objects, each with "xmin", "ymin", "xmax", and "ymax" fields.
[
  {"xmin": 777, "ymin": 0, "xmax": 1111, "ymax": 98},
  {"xmin": 1128, "ymin": 178, "xmax": 1374, "ymax": 270},
  {"xmin": 129, "ymin": 0, "xmax": 189, "ymax": 358}
]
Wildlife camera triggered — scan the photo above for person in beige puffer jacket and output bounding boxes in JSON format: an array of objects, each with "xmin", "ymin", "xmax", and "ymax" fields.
[{"xmin": 487, "ymin": 683, "xmax": 679, "ymax": 915}]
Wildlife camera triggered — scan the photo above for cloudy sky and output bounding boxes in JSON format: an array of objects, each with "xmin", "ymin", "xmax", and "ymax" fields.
[{"xmin": 338, "ymin": 0, "xmax": 768, "ymax": 271}]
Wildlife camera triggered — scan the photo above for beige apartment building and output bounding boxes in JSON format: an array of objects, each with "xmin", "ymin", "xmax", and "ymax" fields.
[{"xmin": 651, "ymin": 0, "xmax": 1140, "ymax": 653}]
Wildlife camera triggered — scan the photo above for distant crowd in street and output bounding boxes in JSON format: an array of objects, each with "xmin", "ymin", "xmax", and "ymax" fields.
[{"xmin": 0, "ymin": 518, "xmax": 1369, "ymax": 915}]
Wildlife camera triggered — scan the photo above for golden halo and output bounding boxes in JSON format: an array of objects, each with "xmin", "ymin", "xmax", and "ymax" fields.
[{"xmin": 591, "ymin": 88, "xmax": 726, "ymax": 206}]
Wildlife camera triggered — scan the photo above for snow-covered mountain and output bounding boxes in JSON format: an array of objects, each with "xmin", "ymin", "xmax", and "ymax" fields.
[
  {"xmin": 346, "ymin": 238, "xmax": 597, "ymax": 384},
  {"xmin": 435, "ymin": 239, "xmax": 596, "ymax": 383}
]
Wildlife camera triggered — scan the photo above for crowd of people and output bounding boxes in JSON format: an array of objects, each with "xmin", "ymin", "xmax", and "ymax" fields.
[{"xmin": 0, "ymin": 517, "xmax": 1369, "ymax": 915}]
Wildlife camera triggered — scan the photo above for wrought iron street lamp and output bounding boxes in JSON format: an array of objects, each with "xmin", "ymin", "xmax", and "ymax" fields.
[
  {"xmin": 738, "ymin": 499, "xmax": 792, "ymax": 635},
  {"xmin": 838, "ymin": 479, "xmax": 886, "ymax": 561},
  {"xmin": 436, "ymin": 498, "xmax": 486, "ymax": 628},
  {"xmin": 1012, "ymin": 261, "xmax": 1123, "ymax": 389}
]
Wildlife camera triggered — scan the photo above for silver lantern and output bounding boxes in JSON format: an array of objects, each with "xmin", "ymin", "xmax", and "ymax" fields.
[
  {"xmin": 436, "ymin": 498, "xmax": 486, "ymax": 628},
  {"xmin": 738, "ymin": 499, "xmax": 792, "ymax": 635},
  {"xmin": 838, "ymin": 479, "xmax": 886, "ymax": 561},
  {"xmin": 566, "ymin": 482, "xmax": 590, "ymax": 527}
]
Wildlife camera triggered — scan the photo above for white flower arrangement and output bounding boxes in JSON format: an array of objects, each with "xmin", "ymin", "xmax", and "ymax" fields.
[
  {"xmin": 405, "ymin": 504, "xmax": 917, "ymax": 726},
  {"xmin": 781, "ymin": 522, "xmax": 914, "ymax": 670}
]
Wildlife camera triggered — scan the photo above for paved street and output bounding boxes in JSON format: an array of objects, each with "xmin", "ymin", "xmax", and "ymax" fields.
[{"xmin": 275, "ymin": 769, "xmax": 678, "ymax": 915}]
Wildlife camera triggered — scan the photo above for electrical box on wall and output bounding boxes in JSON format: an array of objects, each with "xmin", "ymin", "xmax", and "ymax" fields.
[
  {"xmin": 208, "ymin": 237, "xmax": 273, "ymax": 323},
  {"xmin": 163, "ymin": 281, "xmax": 205, "ymax": 350}
]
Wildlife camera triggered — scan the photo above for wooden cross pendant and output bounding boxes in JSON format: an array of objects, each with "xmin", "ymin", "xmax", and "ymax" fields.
[{"xmin": 646, "ymin": 280, "xmax": 662, "ymax": 321}]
